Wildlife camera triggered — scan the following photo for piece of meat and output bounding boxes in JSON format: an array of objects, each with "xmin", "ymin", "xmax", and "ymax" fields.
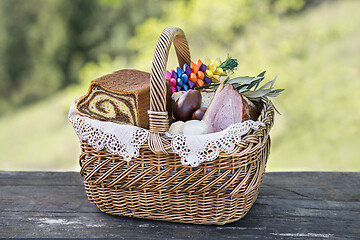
[
  {"xmin": 202, "ymin": 84, "xmax": 252, "ymax": 133},
  {"xmin": 242, "ymin": 96, "xmax": 261, "ymax": 121}
]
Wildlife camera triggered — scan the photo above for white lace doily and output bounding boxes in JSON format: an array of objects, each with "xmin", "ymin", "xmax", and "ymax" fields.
[
  {"xmin": 68, "ymin": 99, "xmax": 265, "ymax": 167},
  {"xmin": 169, "ymin": 120, "xmax": 265, "ymax": 167},
  {"xmin": 68, "ymin": 100, "xmax": 148, "ymax": 161}
]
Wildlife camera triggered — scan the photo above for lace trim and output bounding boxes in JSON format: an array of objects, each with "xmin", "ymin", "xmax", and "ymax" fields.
[
  {"xmin": 69, "ymin": 100, "xmax": 264, "ymax": 166},
  {"xmin": 68, "ymin": 100, "xmax": 149, "ymax": 162},
  {"xmin": 171, "ymin": 121, "xmax": 265, "ymax": 167},
  {"xmin": 70, "ymin": 115, "xmax": 149, "ymax": 161}
]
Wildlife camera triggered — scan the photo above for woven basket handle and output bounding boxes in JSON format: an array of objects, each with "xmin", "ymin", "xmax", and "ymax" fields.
[{"xmin": 148, "ymin": 27, "xmax": 191, "ymax": 154}]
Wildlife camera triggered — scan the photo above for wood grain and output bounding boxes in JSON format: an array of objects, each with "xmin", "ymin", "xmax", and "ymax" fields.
[{"xmin": 1, "ymin": 171, "xmax": 359, "ymax": 239}]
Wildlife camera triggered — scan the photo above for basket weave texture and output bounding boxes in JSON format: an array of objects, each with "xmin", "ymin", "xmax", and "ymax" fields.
[{"xmin": 78, "ymin": 27, "xmax": 275, "ymax": 225}]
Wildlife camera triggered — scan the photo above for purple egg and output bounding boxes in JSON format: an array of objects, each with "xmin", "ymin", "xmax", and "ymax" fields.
[
  {"xmin": 175, "ymin": 85, "xmax": 182, "ymax": 92},
  {"xmin": 185, "ymin": 65, "xmax": 192, "ymax": 76},
  {"xmin": 204, "ymin": 78, "xmax": 212, "ymax": 85},
  {"xmin": 200, "ymin": 63, "xmax": 207, "ymax": 72},
  {"xmin": 188, "ymin": 80, "xmax": 195, "ymax": 89},
  {"xmin": 172, "ymin": 70, "xmax": 178, "ymax": 79}
]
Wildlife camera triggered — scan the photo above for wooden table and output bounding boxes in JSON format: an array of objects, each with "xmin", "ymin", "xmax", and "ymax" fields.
[{"xmin": 1, "ymin": 171, "xmax": 359, "ymax": 239}]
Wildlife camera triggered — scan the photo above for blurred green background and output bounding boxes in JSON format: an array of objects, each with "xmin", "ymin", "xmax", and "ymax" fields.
[{"xmin": 0, "ymin": 0, "xmax": 359, "ymax": 171}]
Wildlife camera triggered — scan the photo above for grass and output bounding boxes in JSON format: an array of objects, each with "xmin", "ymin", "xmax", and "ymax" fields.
[{"xmin": 0, "ymin": 0, "xmax": 359, "ymax": 171}]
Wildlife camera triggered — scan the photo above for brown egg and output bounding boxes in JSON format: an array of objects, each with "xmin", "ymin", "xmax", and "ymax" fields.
[
  {"xmin": 173, "ymin": 90, "xmax": 201, "ymax": 121},
  {"xmin": 192, "ymin": 107, "xmax": 207, "ymax": 120}
]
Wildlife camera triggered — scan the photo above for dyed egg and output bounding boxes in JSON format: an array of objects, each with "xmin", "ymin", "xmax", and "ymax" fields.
[
  {"xmin": 188, "ymin": 80, "xmax": 195, "ymax": 89},
  {"xmin": 183, "ymin": 120, "xmax": 209, "ymax": 135},
  {"xmin": 176, "ymin": 78, "xmax": 183, "ymax": 88},
  {"xmin": 169, "ymin": 78, "xmax": 177, "ymax": 87},
  {"xmin": 192, "ymin": 107, "xmax": 207, "ymax": 120},
  {"xmin": 168, "ymin": 121, "xmax": 185, "ymax": 134},
  {"xmin": 173, "ymin": 90, "xmax": 202, "ymax": 121},
  {"xmin": 181, "ymin": 74, "xmax": 188, "ymax": 84}
]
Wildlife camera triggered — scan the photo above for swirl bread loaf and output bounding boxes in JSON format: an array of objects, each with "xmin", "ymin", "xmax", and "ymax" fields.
[{"xmin": 76, "ymin": 69, "xmax": 152, "ymax": 129}]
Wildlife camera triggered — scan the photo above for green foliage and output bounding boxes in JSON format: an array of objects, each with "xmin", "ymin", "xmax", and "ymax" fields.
[
  {"xmin": 195, "ymin": 72, "xmax": 284, "ymax": 99},
  {"xmin": 128, "ymin": 0, "xmax": 305, "ymax": 66},
  {"xmin": 0, "ymin": 0, "xmax": 165, "ymax": 115},
  {"xmin": 217, "ymin": 56, "xmax": 239, "ymax": 72},
  {"xmin": 0, "ymin": 0, "xmax": 305, "ymax": 114}
]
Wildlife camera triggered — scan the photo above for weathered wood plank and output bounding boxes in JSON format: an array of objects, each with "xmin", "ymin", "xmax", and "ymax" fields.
[{"xmin": 0, "ymin": 171, "xmax": 359, "ymax": 239}]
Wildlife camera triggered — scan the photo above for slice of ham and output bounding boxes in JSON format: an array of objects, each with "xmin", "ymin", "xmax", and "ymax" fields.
[{"xmin": 203, "ymin": 84, "xmax": 251, "ymax": 133}]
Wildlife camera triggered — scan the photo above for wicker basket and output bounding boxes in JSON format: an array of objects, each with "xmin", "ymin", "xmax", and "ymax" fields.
[{"xmin": 77, "ymin": 27, "xmax": 275, "ymax": 225}]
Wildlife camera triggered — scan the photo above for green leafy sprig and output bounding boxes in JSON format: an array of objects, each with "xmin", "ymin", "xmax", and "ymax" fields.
[
  {"xmin": 217, "ymin": 55, "xmax": 238, "ymax": 73},
  {"xmin": 195, "ymin": 71, "xmax": 284, "ymax": 113},
  {"xmin": 228, "ymin": 71, "xmax": 284, "ymax": 100}
]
